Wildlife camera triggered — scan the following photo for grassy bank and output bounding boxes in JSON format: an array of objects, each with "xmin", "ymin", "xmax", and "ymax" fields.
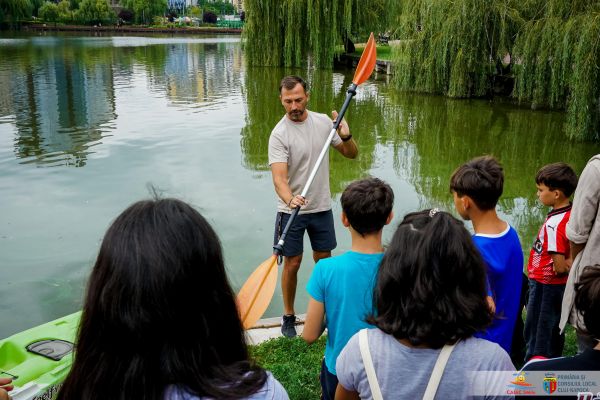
[
  {"xmin": 251, "ymin": 322, "xmax": 578, "ymax": 400},
  {"xmin": 352, "ymin": 43, "xmax": 393, "ymax": 60},
  {"xmin": 251, "ymin": 336, "xmax": 326, "ymax": 400}
]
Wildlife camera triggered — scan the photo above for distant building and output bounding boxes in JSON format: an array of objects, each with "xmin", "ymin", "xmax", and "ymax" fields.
[
  {"xmin": 165, "ymin": 0, "xmax": 243, "ymax": 13},
  {"xmin": 168, "ymin": 0, "xmax": 198, "ymax": 8}
]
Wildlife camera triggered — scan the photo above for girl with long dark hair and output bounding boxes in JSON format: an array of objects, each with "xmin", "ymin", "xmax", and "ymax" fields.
[
  {"xmin": 57, "ymin": 198, "xmax": 288, "ymax": 400},
  {"xmin": 335, "ymin": 209, "xmax": 515, "ymax": 399}
]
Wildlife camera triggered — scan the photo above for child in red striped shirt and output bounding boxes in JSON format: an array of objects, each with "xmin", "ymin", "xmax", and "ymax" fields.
[{"xmin": 524, "ymin": 162, "xmax": 578, "ymax": 361}]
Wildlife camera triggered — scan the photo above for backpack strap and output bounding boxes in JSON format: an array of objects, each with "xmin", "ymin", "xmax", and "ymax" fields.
[
  {"xmin": 358, "ymin": 329, "xmax": 383, "ymax": 400},
  {"xmin": 422, "ymin": 341, "xmax": 459, "ymax": 400}
]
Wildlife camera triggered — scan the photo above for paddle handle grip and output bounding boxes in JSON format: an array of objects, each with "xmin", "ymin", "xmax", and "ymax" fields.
[
  {"xmin": 273, "ymin": 83, "xmax": 358, "ymax": 257},
  {"xmin": 273, "ymin": 207, "xmax": 300, "ymax": 256}
]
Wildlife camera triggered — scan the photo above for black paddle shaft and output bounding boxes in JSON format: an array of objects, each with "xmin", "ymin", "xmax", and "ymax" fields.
[{"xmin": 273, "ymin": 83, "xmax": 358, "ymax": 257}]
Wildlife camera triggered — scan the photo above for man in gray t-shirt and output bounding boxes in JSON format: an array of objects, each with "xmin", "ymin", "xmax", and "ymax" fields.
[{"xmin": 268, "ymin": 75, "xmax": 358, "ymax": 337}]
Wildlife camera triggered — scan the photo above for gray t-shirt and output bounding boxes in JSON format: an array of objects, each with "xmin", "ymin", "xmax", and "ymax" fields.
[
  {"xmin": 268, "ymin": 110, "xmax": 342, "ymax": 214},
  {"xmin": 164, "ymin": 372, "xmax": 289, "ymax": 400},
  {"xmin": 336, "ymin": 329, "xmax": 515, "ymax": 400}
]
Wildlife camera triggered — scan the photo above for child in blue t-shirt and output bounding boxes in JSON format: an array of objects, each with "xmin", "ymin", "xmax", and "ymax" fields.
[
  {"xmin": 302, "ymin": 177, "xmax": 394, "ymax": 400},
  {"xmin": 450, "ymin": 156, "xmax": 524, "ymax": 353}
]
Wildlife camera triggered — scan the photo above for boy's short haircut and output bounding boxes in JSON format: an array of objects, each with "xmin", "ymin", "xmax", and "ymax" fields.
[
  {"xmin": 449, "ymin": 156, "xmax": 504, "ymax": 211},
  {"xmin": 535, "ymin": 162, "xmax": 578, "ymax": 198},
  {"xmin": 341, "ymin": 177, "xmax": 394, "ymax": 237}
]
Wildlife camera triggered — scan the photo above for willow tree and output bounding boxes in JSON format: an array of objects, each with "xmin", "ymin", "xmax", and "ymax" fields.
[
  {"xmin": 243, "ymin": 0, "xmax": 390, "ymax": 68},
  {"xmin": 121, "ymin": 0, "xmax": 166, "ymax": 24},
  {"xmin": 391, "ymin": 0, "xmax": 524, "ymax": 98},
  {"xmin": 1, "ymin": 0, "xmax": 33, "ymax": 27},
  {"xmin": 513, "ymin": 0, "xmax": 600, "ymax": 140}
]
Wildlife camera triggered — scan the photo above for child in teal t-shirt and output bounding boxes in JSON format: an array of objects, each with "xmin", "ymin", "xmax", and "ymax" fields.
[{"xmin": 302, "ymin": 177, "xmax": 394, "ymax": 400}]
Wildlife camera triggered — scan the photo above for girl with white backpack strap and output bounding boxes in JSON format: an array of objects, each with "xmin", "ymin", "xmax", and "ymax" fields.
[{"xmin": 334, "ymin": 209, "xmax": 515, "ymax": 400}]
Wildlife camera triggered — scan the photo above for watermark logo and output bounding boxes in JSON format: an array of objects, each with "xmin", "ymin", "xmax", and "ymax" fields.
[
  {"xmin": 511, "ymin": 372, "xmax": 534, "ymax": 388},
  {"xmin": 505, "ymin": 371, "xmax": 536, "ymax": 395},
  {"xmin": 544, "ymin": 373, "xmax": 558, "ymax": 395}
]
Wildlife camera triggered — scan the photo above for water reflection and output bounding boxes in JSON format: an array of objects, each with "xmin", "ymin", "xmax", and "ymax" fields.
[
  {"xmin": 1, "ymin": 34, "xmax": 599, "ymax": 338},
  {"xmin": 0, "ymin": 40, "xmax": 115, "ymax": 167},
  {"xmin": 0, "ymin": 35, "xmax": 243, "ymax": 167}
]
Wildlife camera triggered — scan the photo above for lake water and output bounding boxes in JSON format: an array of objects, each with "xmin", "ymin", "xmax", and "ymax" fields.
[{"xmin": 1, "ymin": 33, "xmax": 599, "ymax": 339}]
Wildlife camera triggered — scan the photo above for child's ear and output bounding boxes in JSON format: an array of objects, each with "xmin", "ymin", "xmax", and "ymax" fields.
[
  {"xmin": 385, "ymin": 211, "xmax": 394, "ymax": 225},
  {"xmin": 554, "ymin": 189, "xmax": 562, "ymax": 200},
  {"xmin": 341, "ymin": 211, "xmax": 350, "ymax": 227},
  {"xmin": 462, "ymin": 196, "xmax": 471, "ymax": 210}
]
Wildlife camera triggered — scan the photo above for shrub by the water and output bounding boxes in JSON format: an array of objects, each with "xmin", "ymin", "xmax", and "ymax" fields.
[{"xmin": 203, "ymin": 11, "xmax": 216, "ymax": 24}]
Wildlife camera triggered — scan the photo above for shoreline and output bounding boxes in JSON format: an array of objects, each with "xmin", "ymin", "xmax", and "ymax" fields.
[{"xmin": 21, "ymin": 23, "xmax": 242, "ymax": 35}]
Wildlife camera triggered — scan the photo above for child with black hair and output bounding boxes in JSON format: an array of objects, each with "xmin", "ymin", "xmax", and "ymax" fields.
[
  {"xmin": 335, "ymin": 209, "xmax": 514, "ymax": 399},
  {"xmin": 302, "ymin": 177, "xmax": 394, "ymax": 400},
  {"xmin": 57, "ymin": 198, "xmax": 288, "ymax": 400},
  {"xmin": 450, "ymin": 156, "xmax": 524, "ymax": 354},
  {"xmin": 524, "ymin": 162, "xmax": 578, "ymax": 361}
]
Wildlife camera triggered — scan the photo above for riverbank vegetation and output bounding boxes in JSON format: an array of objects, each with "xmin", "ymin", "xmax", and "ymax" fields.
[
  {"xmin": 390, "ymin": 0, "xmax": 600, "ymax": 141},
  {"xmin": 243, "ymin": 0, "xmax": 391, "ymax": 68},
  {"xmin": 1, "ymin": 0, "xmax": 238, "ymax": 28},
  {"xmin": 243, "ymin": 0, "xmax": 600, "ymax": 141}
]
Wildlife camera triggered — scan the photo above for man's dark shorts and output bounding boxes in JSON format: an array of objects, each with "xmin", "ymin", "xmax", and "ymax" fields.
[{"xmin": 273, "ymin": 209, "xmax": 337, "ymax": 257}]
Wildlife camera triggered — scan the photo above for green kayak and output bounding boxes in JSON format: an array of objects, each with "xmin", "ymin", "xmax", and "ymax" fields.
[{"xmin": 0, "ymin": 312, "xmax": 79, "ymax": 400}]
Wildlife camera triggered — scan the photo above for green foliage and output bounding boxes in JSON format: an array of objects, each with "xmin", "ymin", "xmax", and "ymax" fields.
[
  {"xmin": 121, "ymin": 0, "xmax": 167, "ymax": 24},
  {"xmin": 244, "ymin": 0, "xmax": 392, "ymax": 68},
  {"xmin": 203, "ymin": 11, "xmax": 216, "ymax": 24},
  {"xmin": 513, "ymin": 2, "xmax": 600, "ymax": 140},
  {"xmin": 389, "ymin": 0, "xmax": 600, "ymax": 141},
  {"xmin": 57, "ymin": 0, "xmax": 73, "ymax": 22},
  {"xmin": 391, "ymin": 0, "xmax": 524, "ymax": 98},
  {"xmin": 198, "ymin": 0, "xmax": 234, "ymax": 15},
  {"xmin": 0, "ymin": 0, "xmax": 33, "ymax": 25},
  {"xmin": 30, "ymin": 0, "xmax": 43, "ymax": 17},
  {"xmin": 38, "ymin": 1, "xmax": 59, "ymax": 22},
  {"xmin": 152, "ymin": 15, "xmax": 165, "ymax": 25},
  {"xmin": 75, "ymin": 0, "xmax": 114, "ymax": 24},
  {"xmin": 251, "ymin": 336, "xmax": 326, "ymax": 400},
  {"xmin": 188, "ymin": 5, "xmax": 201, "ymax": 17},
  {"xmin": 118, "ymin": 8, "xmax": 134, "ymax": 22},
  {"xmin": 69, "ymin": 0, "xmax": 81, "ymax": 10}
]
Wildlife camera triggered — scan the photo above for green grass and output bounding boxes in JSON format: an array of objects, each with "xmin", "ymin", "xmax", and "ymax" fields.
[
  {"xmin": 352, "ymin": 44, "xmax": 393, "ymax": 60},
  {"xmin": 563, "ymin": 324, "xmax": 578, "ymax": 357},
  {"xmin": 251, "ymin": 323, "xmax": 578, "ymax": 399},
  {"xmin": 251, "ymin": 336, "xmax": 326, "ymax": 400}
]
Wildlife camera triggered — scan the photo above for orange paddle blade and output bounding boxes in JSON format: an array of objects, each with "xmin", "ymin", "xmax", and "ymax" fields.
[
  {"xmin": 237, "ymin": 255, "xmax": 278, "ymax": 329},
  {"xmin": 352, "ymin": 32, "xmax": 377, "ymax": 85}
]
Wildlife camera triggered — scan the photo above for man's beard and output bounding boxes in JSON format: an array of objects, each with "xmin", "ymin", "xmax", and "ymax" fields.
[{"xmin": 288, "ymin": 110, "xmax": 304, "ymax": 121}]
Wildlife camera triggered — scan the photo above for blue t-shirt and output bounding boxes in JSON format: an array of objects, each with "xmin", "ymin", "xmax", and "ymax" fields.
[
  {"xmin": 306, "ymin": 251, "xmax": 383, "ymax": 375},
  {"xmin": 472, "ymin": 224, "xmax": 524, "ymax": 353}
]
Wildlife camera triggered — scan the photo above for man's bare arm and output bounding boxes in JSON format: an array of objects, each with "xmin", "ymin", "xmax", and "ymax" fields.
[
  {"xmin": 568, "ymin": 240, "xmax": 586, "ymax": 267},
  {"xmin": 271, "ymin": 162, "xmax": 305, "ymax": 208}
]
